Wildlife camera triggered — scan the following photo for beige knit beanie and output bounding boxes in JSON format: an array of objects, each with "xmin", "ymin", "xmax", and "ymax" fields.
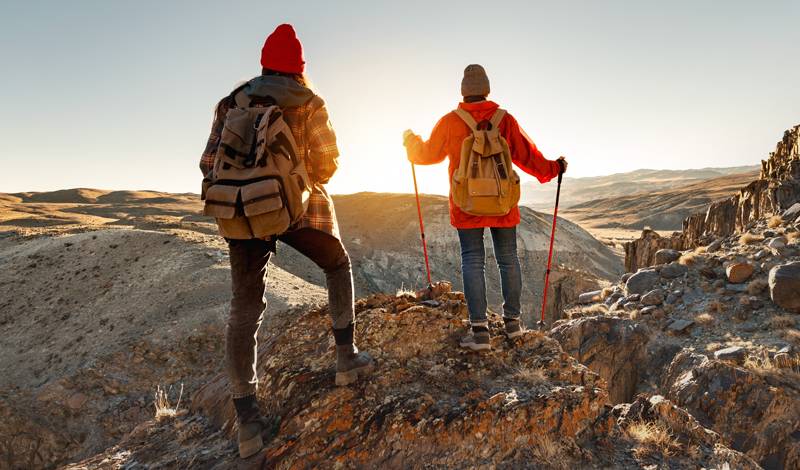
[{"xmin": 461, "ymin": 64, "xmax": 490, "ymax": 97}]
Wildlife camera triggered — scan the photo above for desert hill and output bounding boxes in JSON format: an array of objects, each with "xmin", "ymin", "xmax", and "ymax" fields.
[
  {"xmin": 1, "ymin": 189, "xmax": 623, "ymax": 325},
  {"xmin": 520, "ymin": 165, "xmax": 759, "ymax": 210},
  {"xmin": 561, "ymin": 169, "xmax": 759, "ymax": 233}
]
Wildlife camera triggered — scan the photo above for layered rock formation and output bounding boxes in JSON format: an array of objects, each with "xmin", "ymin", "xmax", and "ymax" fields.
[{"xmin": 626, "ymin": 125, "xmax": 800, "ymax": 271}]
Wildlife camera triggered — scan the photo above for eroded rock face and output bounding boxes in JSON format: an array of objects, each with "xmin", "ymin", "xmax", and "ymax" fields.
[
  {"xmin": 663, "ymin": 350, "xmax": 800, "ymax": 470},
  {"xmin": 550, "ymin": 316, "xmax": 650, "ymax": 403},
  {"xmin": 625, "ymin": 125, "xmax": 800, "ymax": 270}
]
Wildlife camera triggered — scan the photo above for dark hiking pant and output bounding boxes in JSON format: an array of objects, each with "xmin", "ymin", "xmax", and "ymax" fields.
[{"xmin": 226, "ymin": 228, "xmax": 354, "ymax": 398}]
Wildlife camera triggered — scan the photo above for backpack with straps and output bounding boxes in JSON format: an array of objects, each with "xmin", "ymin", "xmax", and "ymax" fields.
[
  {"xmin": 201, "ymin": 88, "xmax": 311, "ymax": 239},
  {"xmin": 451, "ymin": 108, "xmax": 520, "ymax": 216}
]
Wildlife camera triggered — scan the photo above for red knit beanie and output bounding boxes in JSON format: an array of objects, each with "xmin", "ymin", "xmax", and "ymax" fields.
[{"xmin": 260, "ymin": 24, "xmax": 305, "ymax": 74}]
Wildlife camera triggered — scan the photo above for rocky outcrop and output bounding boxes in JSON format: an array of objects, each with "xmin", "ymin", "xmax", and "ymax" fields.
[
  {"xmin": 188, "ymin": 290, "xmax": 753, "ymax": 469},
  {"xmin": 626, "ymin": 125, "xmax": 800, "ymax": 270},
  {"xmin": 550, "ymin": 316, "xmax": 650, "ymax": 403},
  {"xmin": 663, "ymin": 350, "xmax": 800, "ymax": 470}
]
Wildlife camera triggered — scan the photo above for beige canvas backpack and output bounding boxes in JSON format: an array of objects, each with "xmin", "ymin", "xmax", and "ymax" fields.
[
  {"xmin": 451, "ymin": 108, "xmax": 520, "ymax": 216},
  {"xmin": 201, "ymin": 90, "xmax": 311, "ymax": 239}
]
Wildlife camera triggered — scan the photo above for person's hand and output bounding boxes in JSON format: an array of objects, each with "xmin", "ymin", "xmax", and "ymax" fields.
[
  {"xmin": 403, "ymin": 129, "xmax": 416, "ymax": 147},
  {"xmin": 556, "ymin": 156, "xmax": 568, "ymax": 174}
]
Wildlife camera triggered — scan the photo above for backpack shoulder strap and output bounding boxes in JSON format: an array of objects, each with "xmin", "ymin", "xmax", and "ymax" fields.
[
  {"xmin": 453, "ymin": 109, "xmax": 479, "ymax": 132},
  {"xmin": 489, "ymin": 108, "xmax": 507, "ymax": 130}
]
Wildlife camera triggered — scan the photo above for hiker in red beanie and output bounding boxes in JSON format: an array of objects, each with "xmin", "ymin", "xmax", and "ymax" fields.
[
  {"xmin": 200, "ymin": 24, "xmax": 374, "ymax": 459},
  {"xmin": 403, "ymin": 64, "xmax": 567, "ymax": 351}
]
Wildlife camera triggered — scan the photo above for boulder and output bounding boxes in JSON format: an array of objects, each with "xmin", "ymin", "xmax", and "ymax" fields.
[
  {"xmin": 661, "ymin": 262, "xmax": 689, "ymax": 279},
  {"xmin": 625, "ymin": 269, "xmax": 660, "ymax": 295},
  {"xmin": 655, "ymin": 249, "xmax": 681, "ymax": 265},
  {"xmin": 783, "ymin": 202, "xmax": 800, "ymax": 221},
  {"xmin": 578, "ymin": 290, "xmax": 602, "ymax": 304},
  {"xmin": 550, "ymin": 316, "xmax": 650, "ymax": 403},
  {"xmin": 769, "ymin": 261, "xmax": 800, "ymax": 312},
  {"xmin": 726, "ymin": 262, "xmax": 754, "ymax": 284},
  {"xmin": 766, "ymin": 237, "xmax": 787, "ymax": 249},
  {"xmin": 713, "ymin": 346, "xmax": 746, "ymax": 364},
  {"xmin": 641, "ymin": 289, "xmax": 665, "ymax": 306},
  {"xmin": 707, "ymin": 239, "xmax": 723, "ymax": 252},
  {"xmin": 667, "ymin": 319, "xmax": 694, "ymax": 334}
]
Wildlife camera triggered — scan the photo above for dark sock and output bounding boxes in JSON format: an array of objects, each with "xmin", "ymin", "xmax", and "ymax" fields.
[
  {"xmin": 471, "ymin": 325, "xmax": 489, "ymax": 334},
  {"xmin": 332, "ymin": 323, "xmax": 354, "ymax": 345},
  {"xmin": 503, "ymin": 317, "xmax": 519, "ymax": 324},
  {"xmin": 233, "ymin": 394, "xmax": 259, "ymax": 423}
]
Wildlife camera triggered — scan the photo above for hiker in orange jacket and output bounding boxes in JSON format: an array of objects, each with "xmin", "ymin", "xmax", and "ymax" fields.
[{"xmin": 403, "ymin": 64, "xmax": 567, "ymax": 350}]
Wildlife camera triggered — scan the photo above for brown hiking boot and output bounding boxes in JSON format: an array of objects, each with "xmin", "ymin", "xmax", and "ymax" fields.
[
  {"xmin": 504, "ymin": 318, "xmax": 525, "ymax": 339},
  {"xmin": 459, "ymin": 323, "xmax": 491, "ymax": 351},
  {"xmin": 238, "ymin": 415, "xmax": 278, "ymax": 459},
  {"xmin": 335, "ymin": 344, "xmax": 375, "ymax": 386}
]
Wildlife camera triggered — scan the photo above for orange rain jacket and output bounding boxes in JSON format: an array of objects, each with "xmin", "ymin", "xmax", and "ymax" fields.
[{"xmin": 406, "ymin": 100, "xmax": 561, "ymax": 229}]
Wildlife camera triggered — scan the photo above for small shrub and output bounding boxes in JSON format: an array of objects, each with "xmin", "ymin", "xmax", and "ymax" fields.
[
  {"xmin": 767, "ymin": 215, "xmax": 783, "ymax": 229},
  {"xmin": 739, "ymin": 232, "xmax": 764, "ymax": 245},
  {"xmin": 744, "ymin": 351, "xmax": 800, "ymax": 376},
  {"xmin": 531, "ymin": 434, "xmax": 567, "ymax": 468},
  {"xmin": 787, "ymin": 231, "xmax": 800, "ymax": 244},
  {"xmin": 694, "ymin": 246, "xmax": 708, "ymax": 254}
]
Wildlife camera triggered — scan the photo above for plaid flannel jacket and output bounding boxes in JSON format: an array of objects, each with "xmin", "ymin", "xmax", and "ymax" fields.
[{"xmin": 200, "ymin": 92, "xmax": 341, "ymax": 239}]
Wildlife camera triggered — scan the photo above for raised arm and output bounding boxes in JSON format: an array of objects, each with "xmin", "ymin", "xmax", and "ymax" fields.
[
  {"xmin": 403, "ymin": 115, "xmax": 450, "ymax": 165},
  {"xmin": 503, "ymin": 113, "xmax": 561, "ymax": 183}
]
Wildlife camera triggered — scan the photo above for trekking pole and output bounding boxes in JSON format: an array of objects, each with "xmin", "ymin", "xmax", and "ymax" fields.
[
  {"xmin": 410, "ymin": 162, "xmax": 433, "ymax": 289},
  {"xmin": 538, "ymin": 165, "xmax": 564, "ymax": 330}
]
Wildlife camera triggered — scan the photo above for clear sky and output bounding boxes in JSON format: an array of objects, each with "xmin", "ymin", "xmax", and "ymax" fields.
[{"xmin": 1, "ymin": 1, "xmax": 798, "ymax": 195}]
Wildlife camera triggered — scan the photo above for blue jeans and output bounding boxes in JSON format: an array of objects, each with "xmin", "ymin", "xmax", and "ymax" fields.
[{"xmin": 457, "ymin": 227, "xmax": 522, "ymax": 324}]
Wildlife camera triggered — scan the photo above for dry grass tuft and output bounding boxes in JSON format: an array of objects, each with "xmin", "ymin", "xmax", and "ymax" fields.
[
  {"xmin": 744, "ymin": 351, "xmax": 800, "ymax": 376},
  {"xmin": 600, "ymin": 287, "xmax": 614, "ymax": 300},
  {"xmin": 514, "ymin": 366, "xmax": 547, "ymax": 385},
  {"xmin": 154, "ymin": 384, "xmax": 183, "ymax": 421},
  {"xmin": 747, "ymin": 278, "xmax": 768, "ymax": 295},
  {"xmin": 787, "ymin": 231, "xmax": 800, "ymax": 244},
  {"xmin": 695, "ymin": 313, "xmax": 715, "ymax": 326},
  {"xmin": 627, "ymin": 421, "xmax": 680, "ymax": 459},
  {"xmin": 739, "ymin": 232, "xmax": 765, "ymax": 245},
  {"xmin": 396, "ymin": 283, "xmax": 415, "ymax": 297},
  {"xmin": 706, "ymin": 342, "xmax": 724, "ymax": 352},
  {"xmin": 694, "ymin": 245, "xmax": 708, "ymax": 254},
  {"xmin": 678, "ymin": 252, "xmax": 697, "ymax": 266},
  {"xmin": 767, "ymin": 215, "xmax": 784, "ymax": 228},
  {"xmin": 582, "ymin": 303, "xmax": 609, "ymax": 316},
  {"xmin": 531, "ymin": 434, "xmax": 567, "ymax": 468}
]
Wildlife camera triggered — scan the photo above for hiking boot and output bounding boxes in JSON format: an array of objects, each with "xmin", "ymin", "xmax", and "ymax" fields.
[
  {"xmin": 238, "ymin": 416, "xmax": 272, "ymax": 459},
  {"xmin": 459, "ymin": 325, "xmax": 491, "ymax": 351},
  {"xmin": 504, "ymin": 318, "xmax": 525, "ymax": 339},
  {"xmin": 335, "ymin": 344, "xmax": 375, "ymax": 386}
]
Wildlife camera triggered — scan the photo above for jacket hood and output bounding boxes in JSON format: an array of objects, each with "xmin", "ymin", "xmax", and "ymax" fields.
[
  {"xmin": 242, "ymin": 75, "xmax": 314, "ymax": 108},
  {"xmin": 458, "ymin": 100, "xmax": 500, "ymax": 122}
]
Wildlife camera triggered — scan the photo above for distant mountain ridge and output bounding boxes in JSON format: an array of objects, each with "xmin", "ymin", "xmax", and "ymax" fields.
[{"xmin": 521, "ymin": 165, "xmax": 760, "ymax": 210}]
